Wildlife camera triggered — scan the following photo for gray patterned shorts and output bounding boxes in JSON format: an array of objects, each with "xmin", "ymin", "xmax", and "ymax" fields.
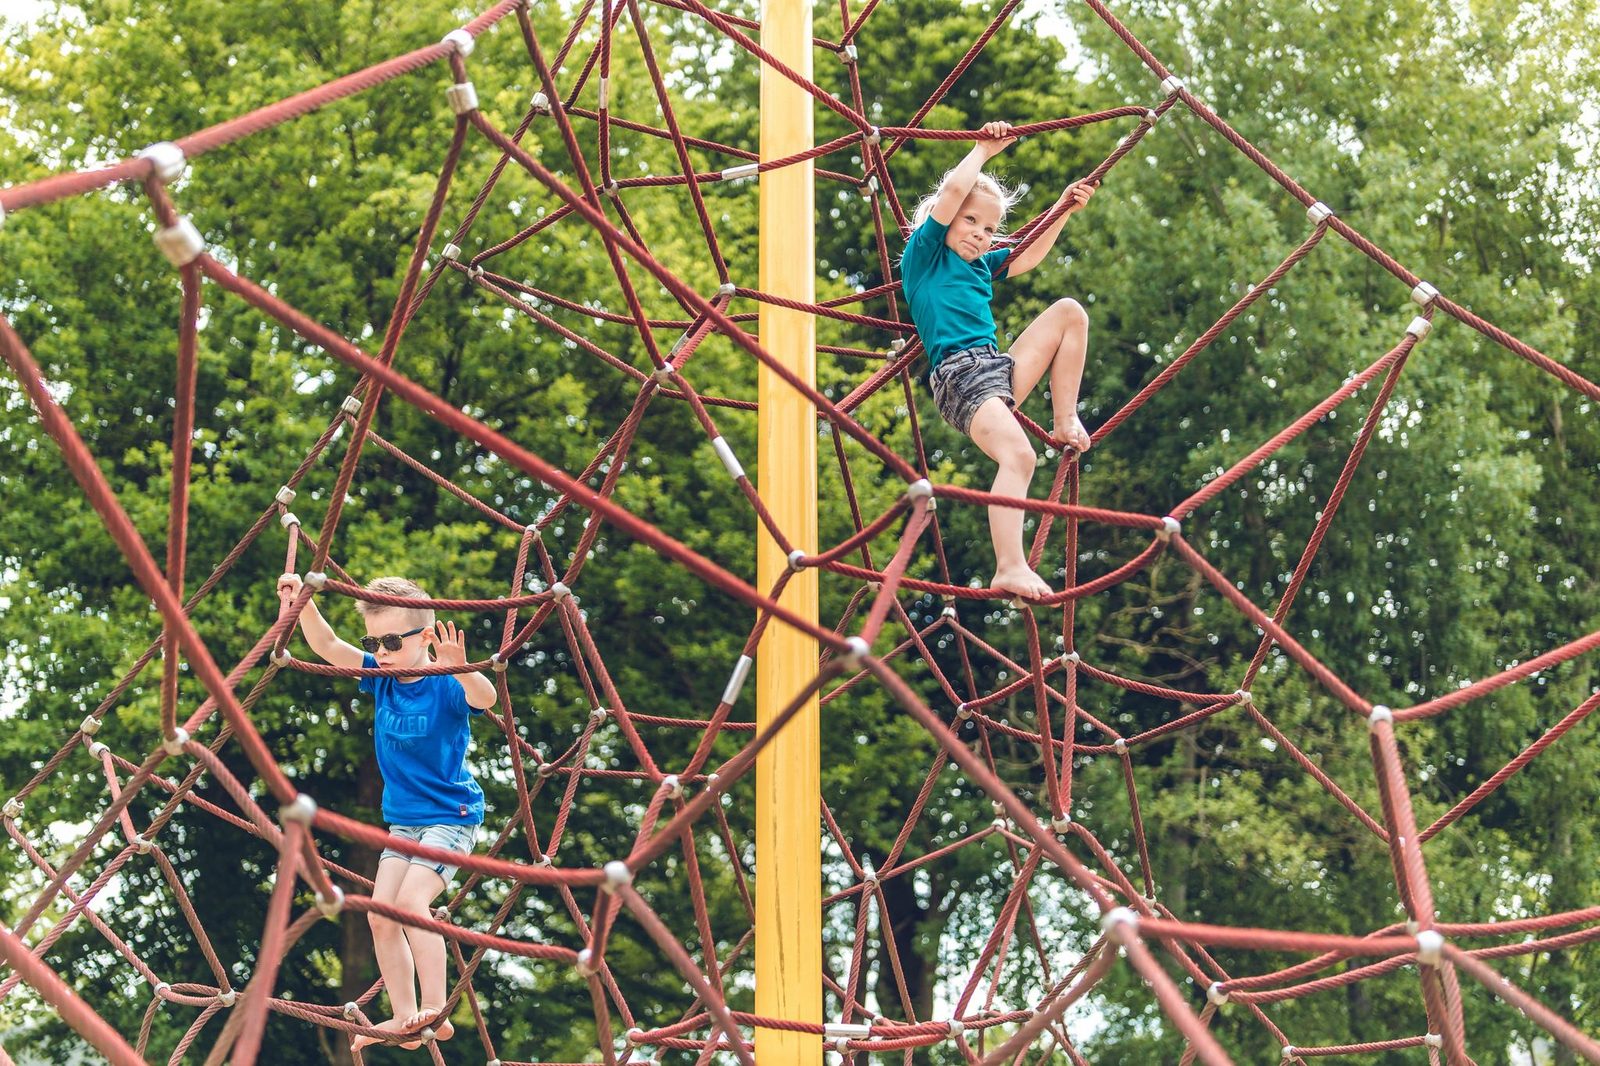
[{"xmin": 929, "ymin": 344, "xmax": 1015, "ymax": 434}]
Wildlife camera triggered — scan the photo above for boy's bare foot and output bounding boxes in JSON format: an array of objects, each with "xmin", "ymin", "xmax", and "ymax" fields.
[
  {"xmin": 403, "ymin": 1007, "xmax": 455, "ymax": 1043},
  {"xmin": 352, "ymin": 1017, "xmax": 423, "ymax": 1052},
  {"xmin": 1053, "ymin": 414, "xmax": 1092, "ymax": 452},
  {"xmin": 991, "ymin": 565, "xmax": 1052, "ymax": 601}
]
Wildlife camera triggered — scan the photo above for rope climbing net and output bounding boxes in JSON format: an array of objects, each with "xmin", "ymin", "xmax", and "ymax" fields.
[{"xmin": 2, "ymin": 1, "xmax": 1599, "ymax": 1063}]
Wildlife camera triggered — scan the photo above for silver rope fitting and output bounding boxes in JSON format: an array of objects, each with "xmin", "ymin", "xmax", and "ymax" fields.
[
  {"xmin": 602, "ymin": 860, "xmax": 632, "ymax": 892},
  {"xmin": 218, "ymin": 990, "xmax": 238, "ymax": 1007},
  {"xmin": 1423, "ymin": 1034, "xmax": 1442, "ymax": 1048},
  {"xmin": 1158, "ymin": 515, "xmax": 1181, "ymax": 540},
  {"xmin": 1206, "ymin": 981, "xmax": 1229, "ymax": 1006},
  {"xmin": 590, "ymin": 705, "xmax": 608, "ymax": 722},
  {"xmin": 87, "ymin": 740, "xmax": 109, "ymax": 759},
  {"xmin": 661, "ymin": 774, "xmax": 682, "ymax": 798},
  {"xmin": 433, "ymin": 905, "xmax": 449, "ymax": 921},
  {"xmin": 842, "ymin": 635, "xmax": 870, "ymax": 668},
  {"xmin": 341, "ymin": 1001, "xmax": 358, "ymax": 1019},
  {"xmin": 787, "ymin": 549, "xmax": 807, "ymax": 572},
  {"xmin": 161, "ymin": 727, "xmax": 190, "ymax": 756},
  {"xmin": 274, "ymin": 485, "xmax": 297, "ymax": 507},
  {"xmin": 1159, "ymin": 75, "xmax": 1185, "ymax": 95},
  {"xmin": 153, "ymin": 218, "xmax": 204, "ymax": 267},
  {"xmin": 945, "ymin": 1018, "xmax": 963, "ymax": 1037},
  {"xmin": 132, "ymin": 836, "xmax": 154, "ymax": 854},
  {"xmin": 625, "ymin": 1027, "xmax": 645, "ymax": 1044},
  {"xmin": 1367, "ymin": 704, "xmax": 1393, "ymax": 730},
  {"xmin": 467, "ymin": 263, "xmax": 485, "ymax": 281},
  {"xmin": 304, "ymin": 571, "xmax": 327, "ymax": 590},
  {"xmin": 905, "ymin": 477, "xmax": 934, "ymax": 503},
  {"xmin": 956, "ymin": 702, "xmax": 972, "ymax": 719},
  {"xmin": 710, "ymin": 436, "xmax": 745, "ymax": 480},
  {"xmin": 575, "ymin": 947, "xmax": 596, "ymax": 975},
  {"xmin": 1050, "ymin": 814, "xmax": 1072, "ymax": 832},
  {"xmin": 716, "ymin": 281, "xmax": 737, "ymax": 298},
  {"xmin": 80, "ymin": 715, "xmax": 103, "ymax": 736},
  {"xmin": 446, "ymin": 82, "xmax": 479, "ymax": 116},
  {"xmin": 1235, "ymin": 688, "xmax": 1252, "ymax": 704},
  {"xmin": 652, "ymin": 361, "xmax": 675, "ymax": 383},
  {"xmin": 340, "ymin": 394, "xmax": 363, "ymax": 418},
  {"xmin": 1306, "ymin": 201, "xmax": 1335, "ymax": 224},
  {"xmin": 1113, "ymin": 738, "xmax": 1128, "ymax": 754},
  {"xmin": 722, "ymin": 162, "xmax": 759, "ymax": 181},
  {"xmin": 721, "ymin": 654, "xmax": 753, "ymax": 706},
  {"xmin": 490, "ymin": 652, "xmax": 509, "ymax": 673},
  {"xmin": 1102, "ymin": 906, "xmax": 1139, "ymax": 932},
  {"xmin": 840, "ymin": 43, "xmax": 858, "ymax": 64},
  {"xmin": 1405, "ymin": 316, "xmax": 1433, "ymax": 341},
  {"xmin": 1281, "ymin": 1046, "xmax": 1296, "ymax": 1061},
  {"xmin": 1, "ymin": 797, "xmax": 20, "ymax": 821},
  {"xmin": 531, "ymin": 90, "xmax": 551, "ymax": 113},
  {"xmin": 278, "ymin": 511, "xmax": 300, "ymax": 530},
  {"xmin": 270, "ymin": 648, "xmax": 292, "ymax": 667},
  {"xmin": 315, "ymin": 885, "xmax": 344, "ymax": 918},
  {"xmin": 1415, "ymin": 929, "xmax": 1444, "ymax": 967},
  {"xmin": 440, "ymin": 28, "xmax": 475, "ymax": 55},
  {"xmin": 1411, "ymin": 280, "xmax": 1440, "ymax": 307},
  {"xmin": 1145, "ymin": 108, "xmax": 1160, "ymax": 124},
  {"xmin": 137, "ymin": 141, "xmax": 187, "ymax": 184},
  {"xmin": 549, "ymin": 581, "xmax": 572, "ymax": 601},
  {"xmin": 1063, "ymin": 650, "xmax": 1081, "ymax": 664},
  {"xmin": 279, "ymin": 792, "xmax": 318, "ymax": 826},
  {"xmin": 865, "ymin": 126, "xmax": 882, "ymax": 147},
  {"xmin": 440, "ymin": 242, "xmax": 461, "ymax": 261},
  {"xmin": 942, "ymin": 604, "xmax": 958, "ymax": 619}
]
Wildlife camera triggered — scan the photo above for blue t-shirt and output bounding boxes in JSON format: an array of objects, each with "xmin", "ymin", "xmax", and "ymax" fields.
[
  {"xmin": 900, "ymin": 216, "xmax": 1013, "ymax": 370},
  {"xmin": 358, "ymin": 654, "xmax": 485, "ymax": 826}
]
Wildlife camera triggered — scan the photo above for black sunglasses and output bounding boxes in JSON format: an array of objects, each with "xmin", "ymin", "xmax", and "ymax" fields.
[{"xmin": 359, "ymin": 627, "xmax": 426, "ymax": 653}]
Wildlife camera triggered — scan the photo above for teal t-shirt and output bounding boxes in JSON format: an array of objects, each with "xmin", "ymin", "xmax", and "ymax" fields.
[{"xmin": 900, "ymin": 216, "xmax": 1013, "ymax": 370}]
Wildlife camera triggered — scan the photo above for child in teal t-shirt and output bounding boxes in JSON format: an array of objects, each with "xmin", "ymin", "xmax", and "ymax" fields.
[{"xmin": 900, "ymin": 119, "xmax": 1097, "ymax": 601}]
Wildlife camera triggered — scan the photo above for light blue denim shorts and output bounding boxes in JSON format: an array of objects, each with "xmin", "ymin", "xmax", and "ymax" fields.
[{"xmin": 381, "ymin": 823, "xmax": 477, "ymax": 883}]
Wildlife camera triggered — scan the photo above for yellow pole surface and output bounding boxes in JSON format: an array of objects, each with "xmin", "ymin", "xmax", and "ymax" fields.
[{"xmin": 755, "ymin": 0, "xmax": 820, "ymax": 1060}]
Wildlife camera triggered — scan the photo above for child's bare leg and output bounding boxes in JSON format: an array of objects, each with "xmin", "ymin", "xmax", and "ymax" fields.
[
  {"xmin": 1009, "ymin": 298, "xmax": 1091, "ymax": 450},
  {"xmin": 968, "ymin": 398, "xmax": 1051, "ymax": 599},
  {"xmin": 395, "ymin": 866, "xmax": 451, "ymax": 1028},
  {"xmin": 358, "ymin": 858, "xmax": 420, "ymax": 1047}
]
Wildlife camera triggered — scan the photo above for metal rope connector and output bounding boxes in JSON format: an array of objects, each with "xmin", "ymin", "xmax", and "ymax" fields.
[
  {"xmin": 279, "ymin": 792, "xmax": 318, "ymax": 825},
  {"xmin": 2, "ymin": 798, "xmax": 22, "ymax": 821},
  {"xmin": 602, "ymin": 860, "xmax": 632, "ymax": 893},
  {"xmin": 137, "ymin": 142, "xmax": 187, "ymax": 185},
  {"xmin": 1159, "ymin": 75, "xmax": 1185, "ymax": 95},
  {"xmin": 1367, "ymin": 705, "xmax": 1393, "ymax": 730},
  {"xmin": 315, "ymin": 886, "xmax": 344, "ymax": 918},
  {"xmin": 161, "ymin": 727, "xmax": 189, "ymax": 756},
  {"xmin": 446, "ymin": 82, "xmax": 479, "ymax": 116},
  {"xmin": 274, "ymin": 485, "xmax": 297, "ymax": 507},
  {"xmin": 440, "ymin": 28, "xmax": 475, "ymax": 56},
  {"xmin": 339, "ymin": 394, "xmax": 363, "ymax": 418},
  {"xmin": 153, "ymin": 218, "xmax": 204, "ymax": 267},
  {"xmin": 787, "ymin": 549, "xmax": 807, "ymax": 572},
  {"xmin": 1306, "ymin": 201, "xmax": 1335, "ymax": 224},
  {"xmin": 1411, "ymin": 280, "xmax": 1440, "ymax": 307},
  {"xmin": 721, "ymin": 162, "xmax": 758, "ymax": 182},
  {"xmin": 1405, "ymin": 316, "xmax": 1433, "ymax": 341},
  {"xmin": 531, "ymin": 91, "xmax": 551, "ymax": 113},
  {"xmin": 711, "ymin": 436, "xmax": 746, "ymax": 480},
  {"xmin": 1207, "ymin": 981, "xmax": 1230, "ymax": 1006}
]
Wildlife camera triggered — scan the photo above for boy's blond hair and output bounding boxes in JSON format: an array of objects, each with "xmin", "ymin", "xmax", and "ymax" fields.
[
  {"xmin": 355, "ymin": 576, "xmax": 435, "ymax": 628},
  {"xmin": 910, "ymin": 169, "xmax": 1021, "ymax": 232}
]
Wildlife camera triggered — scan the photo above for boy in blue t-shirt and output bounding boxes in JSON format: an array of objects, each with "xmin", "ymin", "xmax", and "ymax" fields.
[
  {"xmin": 901, "ymin": 119, "xmax": 1097, "ymax": 601},
  {"xmin": 277, "ymin": 573, "xmax": 496, "ymax": 1051}
]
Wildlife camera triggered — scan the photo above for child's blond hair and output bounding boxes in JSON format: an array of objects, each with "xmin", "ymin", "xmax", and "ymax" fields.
[
  {"xmin": 910, "ymin": 169, "xmax": 1022, "ymax": 231},
  {"xmin": 355, "ymin": 576, "xmax": 435, "ymax": 628}
]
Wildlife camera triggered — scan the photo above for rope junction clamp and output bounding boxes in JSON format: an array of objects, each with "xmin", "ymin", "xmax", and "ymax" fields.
[
  {"xmin": 1424, "ymin": 1034, "xmax": 1443, "ymax": 1048},
  {"xmin": 1281, "ymin": 1046, "xmax": 1296, "ymax": 1061},
  {"xmin": 1158, "ymin": 515, "xmax": 1181, "ymax": 540},
  {"xmin": 137, "ymin": 141, "xmax": 187, "ymax": 184},
  {"xmin": 1415, "ymin": 929, "xmax": 1445, "ymax": 967},
  {"xmin": 1050, "ymin": 814, "xmax": 1072, "ymax": 832},
  {"xmin": 905, "ymin": 478, "xmax": 934, "ymax": 502},
  {"xmin": 602, "ymin": 860, "xmax": 633, "ymax": 892},
  {"xmin": 154, "ymin": 218, "xmax": 205, "ymax": 267},
  {"xmin": 218, "ymin": 990, "xmax": 238, "ymax": 1007},
  {"xmin": 840, "ymin": 43, "xmax": 858, "ymax": 64},
  {"xmin": 304, "ymin": 571, "xmax": 327, "ymax": 590},
  {"xmin": 274, "ymin": 485, "xmax": 297, "ymax": 507},
  {"xmin": 842, "ymin": 636, "xmax": 870, "ymax": 669},
  {"xmin": 2, "ymin": 798, "xmax": 22, "ymax": 820},
  {"xmin": 270, "ymin": 648, "xmax": 292, "ymax": 666},
  {"xmin": 716, "ymin": 281, "xmax": 736, "ymax": 298},
  {"xmin": 162, "ymin": 728, "xmax": 189, "ymax": 756},
  {"xmin": 865, "ymin": 126, "xmax": 882, "ymax": 147},
  {"xmin": 721, "ymin": 654, "xmax": 753, "ymax": 705},
  {"xmin": 340, "ymin": 394, "xmax": 363, "ymax": 418},
  {"xmin": 278, "ymin": 511, "xmax": 300, "ymax": 530},
  {"xmin": 81, "ymin": 715, "xmax": 103, "ymax": 736},
  {"xmin": 1367, "ymin": 704, "xmax": 1393, "ymax": 730},
  {"xmin": 1405, "ymin": 316, "xmax": 1432, "ymax": 341},
  {"xmin": 440, "ymin": 242, "xmax": 461, "ymax": 261},
  {"xmin": 825, "ymin": 1022, "xmax": 872, "ymax": 1039},
  {"xmin": 1411, "ymin": 280, "xmax": 1440, "ymax": 307},
  {"xmin": 531, "ymin": 90, "xmax": 551, "ymax": 112},
  {"xmin": 787, "ymin": 549, "xmax": 807, "ymax": 573},
  {"xmin": 1101, "ymin": 906, "xmax": 1139, "ymax": 932},
  {"xmin": 279, "ymin": 792, "xmax": 318, "ymax": 826},
  {"xmin": 721, "ymin": 162, "xmax": 759, "ymax": 182},
  {"xmin": 1207, "ymin": 982, "xmax": 1230, "ymax": 1006},
  {"xmin": 1160, "ymin": 75, "xmax": 1185, "ymax": 95},
  {"xmin": 1307, "ymin": 201, "xmax": 1335, "ymax": 224},
  {"xmin": 440, "ymin": 28, "xmax": 475, "ymax": 56},
  {"xmin": 1235, "ymin": 688, "xmax": 1252, "ymax": 704},
  {"xmin": 446, "ymin": 83, "xmax": 479, "ymax": 116},
  {"xmin": 315, "ymin": 886, "xmax": 344, "ymax": 918}
]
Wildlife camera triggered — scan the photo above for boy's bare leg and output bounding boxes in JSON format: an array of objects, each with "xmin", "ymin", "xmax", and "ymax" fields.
[
  {"xmin": 396, "ymin": 865, "xmax": 454, "ymax": 1039},
  {"xmin": 967, "ymin": 398, "xmax": 1051, "ymax": 599},
  {"xmin": 357, "ymin": 857, "xmax": 423, "ymax": 1048},
  {"xmin": 1008, "ymin": 298, "xmax": 1091, "ymax": 450}
]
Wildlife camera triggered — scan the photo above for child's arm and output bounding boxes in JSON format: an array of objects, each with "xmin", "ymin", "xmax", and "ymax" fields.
[
  {"xmin": 928, "ymin": 121, "xmax": 1019, "ymax": 225},
  {"xmin": 277, "ymin": 574, "xmax": 366, "ymax": 668},
  {"xmin": 1003, "ymin": 182, "xmax": 1096, "ymax": 278},
  {"xmin": 428, "ymin": 621, "xmax": 498, "ymax": 710}
]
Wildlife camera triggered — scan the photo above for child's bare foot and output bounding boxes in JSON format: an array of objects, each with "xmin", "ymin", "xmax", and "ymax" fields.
[
  {"xmin": 352, "ymin": 1017, "xmax": 423, "ymax": 1052},
  {"xmin": 403, "ymin": 1007, "xmax": 455, "ymax": 1043},
  {"xmin": 1053, "ymin": 414, "xmax": 1092, "ymax": 452},
  {"xmin": 991, "ymin": 565, "xmax": 1052, "ymax": 601}
]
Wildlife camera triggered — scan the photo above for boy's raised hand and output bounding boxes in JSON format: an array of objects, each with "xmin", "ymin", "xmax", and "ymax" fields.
[
  {"xmin": 425, "ymin": 620, "xmax": 469, "ymax": 668},
  {"xmin": 976, "ymin": 120, "xmax": 1018, "ymax": 158}
]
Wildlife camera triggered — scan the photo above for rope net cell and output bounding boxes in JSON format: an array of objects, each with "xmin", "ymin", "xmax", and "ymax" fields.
[{"xmin": 1, "ymin": 1, "xmax": 1597, "ymax": 1063}]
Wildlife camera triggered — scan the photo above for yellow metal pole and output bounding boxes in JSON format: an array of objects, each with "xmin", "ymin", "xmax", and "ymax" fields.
[{"xmin": 756, "ymin": 0, "xmax": 820, "ymax": 1060}]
